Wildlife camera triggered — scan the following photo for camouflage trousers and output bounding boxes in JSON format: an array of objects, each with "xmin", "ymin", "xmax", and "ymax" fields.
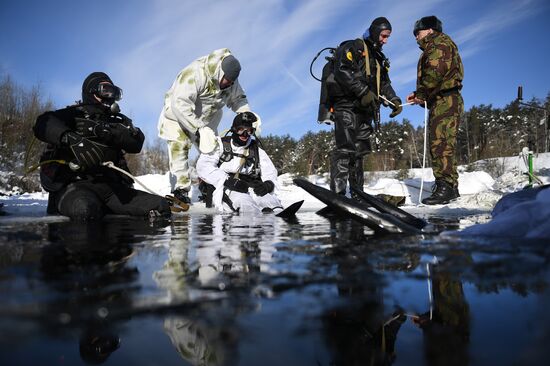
[
  {"xmin": 167, "ymin": 133, "xmax": 194, "ymax": 191},
  {"xmin": 428, "ymin": 93, "xmax": 464, "ymax": 186}
]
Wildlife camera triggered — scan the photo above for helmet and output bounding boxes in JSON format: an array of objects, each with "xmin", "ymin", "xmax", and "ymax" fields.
[
  {"xmin": 231, "ymin": 111, "xmax": 256, "ymax": 131},
  {"xmin": 413, "ymin": 16, "xmax": 443, "ymax": 36},
  {"xmin": 231, "ymin": 112, "xmax": 256, "ymax": 146},
  {"xmin": 363, "ymin": 17, "xmax": 392, "ymax": 46}
]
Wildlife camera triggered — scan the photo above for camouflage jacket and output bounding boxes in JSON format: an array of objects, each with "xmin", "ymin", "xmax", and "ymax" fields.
[
  {"xmin": 415, "ymin": 32, "xmax": 463, "ymax": 104},
  {"xmin": 158, "ymin": 48, "xmax": 250, "ymax": 141}
]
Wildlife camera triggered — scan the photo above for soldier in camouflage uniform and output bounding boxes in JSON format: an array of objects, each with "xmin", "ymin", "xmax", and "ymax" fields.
[
  {"xmin": 158, "ymin": 49, "xmax": 260, "ymax": 204},
  {"xmin": 406, "ymin": 16, "xmax": 464, "ymax": 205}
]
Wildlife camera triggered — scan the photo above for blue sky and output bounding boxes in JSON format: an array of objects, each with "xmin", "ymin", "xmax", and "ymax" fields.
[{"xmin": 2, "ymin": 0, "xmax": 549, "ymax": 143}]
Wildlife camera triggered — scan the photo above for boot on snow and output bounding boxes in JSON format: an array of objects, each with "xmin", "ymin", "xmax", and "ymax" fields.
[
  {"xmin": 172, "ymin": 187, "xmax": 191, "ymax": 204},
  {"xmin": 422, "ymin": 180, "xmax": 459, "ymax": 205}
]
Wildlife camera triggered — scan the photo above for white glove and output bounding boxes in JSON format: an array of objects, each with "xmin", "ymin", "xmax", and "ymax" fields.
[
  {"xmin": 197, "ymin": 126, "xmax": 218, "ymax": 154},
  {"xmin": 251, "ymin": 111, "xmax": 262, "ymax": 136}
]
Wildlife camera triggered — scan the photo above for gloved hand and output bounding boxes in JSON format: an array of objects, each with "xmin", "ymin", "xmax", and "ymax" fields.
[
  {"xmin": 75, "ymin": 118, "xmax": 112, "ymax": 141},
  {"xmin": 223, "ymin": 176, "xmax": 249, "ymax": 193},
  {"xmin": 251, "ymin": 111, "xmax": 262, "ymax": 136},
  {"xmin": 253, "ymin": 180, "xmax": 275, "ymax": 196},
  {"xmin": 62, "ymin": 131, "xmax": 108, "ymax": 170},
  {"xmin": 197, "ymin": 126, "xmax": 218, "ymax": 153},
  {"xmin": 360, "ymin": 90, "xmax": 378, "ymax": 107},
  {"xmin": 389, "ymin": 97, "xmax": 403, "ymax": 118}
]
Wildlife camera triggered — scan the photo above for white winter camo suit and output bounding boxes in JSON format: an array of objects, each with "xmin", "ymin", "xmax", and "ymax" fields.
[
  {"xmin": 196, "ymin": 137, "xmax": 282, "ymax": 213},
  {"xmin": 158, "ymin": 48, "xmax": 250, "ymax": 191}
]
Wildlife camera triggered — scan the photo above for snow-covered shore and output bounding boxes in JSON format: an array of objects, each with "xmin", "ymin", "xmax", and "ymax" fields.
[{"xmin": 1, "ymin": 153, "xmax": 549, "ymax": 234}]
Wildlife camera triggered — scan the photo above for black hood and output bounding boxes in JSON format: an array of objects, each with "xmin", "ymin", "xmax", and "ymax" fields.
[{"xmin": 82, "ymin": 72, "xmax": 113, "ymax": 105}]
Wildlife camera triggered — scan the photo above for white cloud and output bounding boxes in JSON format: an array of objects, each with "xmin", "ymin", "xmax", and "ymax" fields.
[{"xmin": 37, "ymin": 0, "xmax": 544, "ymax": 139}]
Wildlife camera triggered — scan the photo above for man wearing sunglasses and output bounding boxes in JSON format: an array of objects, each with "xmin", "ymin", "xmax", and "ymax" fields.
[
  {"xmin": 196, "ymin": 112, "xmax": 281, "ymax": 213},
  {"xmin": 33, "ymin": 72, "xmax": 171, "ymax": 221},
  {"xmin": 158, "ymin": 48, "xmax": 261, "ymax": 205}
]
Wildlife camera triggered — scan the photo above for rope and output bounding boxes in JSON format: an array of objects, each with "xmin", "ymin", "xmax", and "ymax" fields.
[
  {"xmin": 24, "ymin": 159, "xmax": 70, "ymax": 175},
  {"xmin": 378, "ymin": 95, "xmax": 414, "ymax": 108},
  {"xmin": 101, "ymin": 161, "xmax": 189, "ymax": 212},
  {"xmin": 24, "ymin": 136, "xmax": 39, "ymax": 174},
  {"xmin": 419, "ymin": 101, "xmax": 428, "ymax": 205},
  {"xmin": 426, "ymin": 261, "xmax": 433, "ymax": 320},
  {"xmin": 100, "ymin": 161, "xmax": 161, "ymax": 196}
]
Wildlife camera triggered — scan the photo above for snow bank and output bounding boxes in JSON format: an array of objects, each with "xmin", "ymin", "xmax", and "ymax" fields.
[
  {"xmin": 1, "ymin": 153, "xmax": 548, "ymax": 229},
  {"xmin": 452, "ymin": 186, "xmax": 550, "ymax": 239}
]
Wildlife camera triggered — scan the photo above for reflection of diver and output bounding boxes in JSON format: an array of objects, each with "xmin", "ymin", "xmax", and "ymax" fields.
[
  {"xmin": 323, "ymin": 217, "xmax": 406, "ymax": 365},
  {"xmin": 413, "ymin": 261, "xmax": 470, "ymax": 366},
  {"xmin": 79, "ymin": 328, "xmax": 121, "ymax": 364},
  {"xmin": 163, "ymin": 316, "xmax": 238, "ymax": 366},
  {"xmin": 184, "ymin": 213, "xmax": 281, "ymax": 287},
  {"xmin": 38, "ymin": 220, "xmax": 152, "ymax": 364},
  {"xmin": 155, "ymin": 213, "xmax": 283, "ymax": 365}
]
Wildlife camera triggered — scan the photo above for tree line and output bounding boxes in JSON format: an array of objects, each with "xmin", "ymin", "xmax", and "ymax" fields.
[
  {"xmin": 262, "ymin": 92, "xmax": 550, "ymax": 177},
  {"xmin": 1, "ymin": 73, "xmax": 548, "ymax": 193}
]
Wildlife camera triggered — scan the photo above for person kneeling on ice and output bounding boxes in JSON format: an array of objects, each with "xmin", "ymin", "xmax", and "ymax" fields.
[
  {"xmin": 196, "ymin": 112, "xmax": 282, "ymax": 213},
  {"xmin": 33, "ymin": 72, "xmax": 171, "ymax": 221}
]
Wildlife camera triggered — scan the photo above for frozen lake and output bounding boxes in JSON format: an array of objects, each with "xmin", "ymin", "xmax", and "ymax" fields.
[{"xmin": 0, "ymin": 212, "xmax": 549, "ymax": 365}]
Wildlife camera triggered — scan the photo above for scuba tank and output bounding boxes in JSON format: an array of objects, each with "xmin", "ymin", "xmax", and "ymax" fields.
[{"xmin": 310, "ymin": 47, "xmax": 336, "ymax": 124}]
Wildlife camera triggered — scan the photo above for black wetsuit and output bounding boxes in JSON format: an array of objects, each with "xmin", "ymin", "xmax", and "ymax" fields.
[
  {"xmin": 330, "ymin": 38, "xmax": 397, "ymax": 196},
  {"xmin": 33, "ymin": 103, "xmax": 170, "ymax": 220}
]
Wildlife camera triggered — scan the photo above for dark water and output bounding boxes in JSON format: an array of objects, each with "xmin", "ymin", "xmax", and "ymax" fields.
[{"xmin": 0, "ymin": 212, "xmax": 549, "ymax": 366}]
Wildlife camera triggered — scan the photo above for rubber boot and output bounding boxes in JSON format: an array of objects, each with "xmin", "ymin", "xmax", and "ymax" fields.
[
  {"xmin": 349, "ymin": 155, "xmax": 365, "ymax": 201},
  {"xmin": 330, "ymin": 152, "xmax": 350, "ymax": 195}
]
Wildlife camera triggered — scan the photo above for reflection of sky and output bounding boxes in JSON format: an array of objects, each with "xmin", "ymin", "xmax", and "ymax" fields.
[
  {"xmin": 466, "ymin": 286, "xmax": 549, "ymax": 365},
  {"xmin": 1, "ymin": 213, "xmax": 549, "ymax": 364},
  {"xmin": 2, "ymin": 0, "xmax": 549, "ymax": 142}
]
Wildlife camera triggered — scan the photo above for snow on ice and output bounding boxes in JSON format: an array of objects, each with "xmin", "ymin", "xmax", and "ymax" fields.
[{"xmin": 1, "ymin": 153, "xmax": 549, "ymax": 238}]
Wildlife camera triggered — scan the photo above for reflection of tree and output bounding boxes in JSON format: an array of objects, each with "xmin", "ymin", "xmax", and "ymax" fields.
[{"xmin": 322, "ymin": 218, "xmax": 406, "ymax": 366}]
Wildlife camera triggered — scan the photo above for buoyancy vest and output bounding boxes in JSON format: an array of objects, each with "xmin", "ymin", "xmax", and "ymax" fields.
[{"xmin": 218, "ymin": 136, "xmax": 261, "ymax": 178}]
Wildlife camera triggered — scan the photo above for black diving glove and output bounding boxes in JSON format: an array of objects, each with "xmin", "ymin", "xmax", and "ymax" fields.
[
  {"xmin": 389, "ymin": 97, "xmax": 403, "ymax": 118},
  {"xmin": 62, "ymin": 131, "xmax": 108, "ymax": 170},
  {"xmin": 253, "ymin": 180, "xmax": 275, "ymax": 196},
  {"xmin": 75, "ymin": 117, "xmax": 113, "ymax": 141},
  {"xmin": 223, "ymin": 177, "xmax": 249, "ymax": 193},
  {"xmin": 360, "ymin": 90, "xmax": 378, "ymax": 107}
]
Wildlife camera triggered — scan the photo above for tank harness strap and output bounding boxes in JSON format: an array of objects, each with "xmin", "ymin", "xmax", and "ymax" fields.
[
  {"xmin": 218, "ymin": 137, "xmax": 260, "ymax": 178},
  {"xmin": 362, "ymin": 39, "xmax": 380, "ymax": 96}
]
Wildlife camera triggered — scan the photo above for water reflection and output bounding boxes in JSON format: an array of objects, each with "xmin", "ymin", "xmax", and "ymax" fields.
[
  {"xmin": 40, "ymin": 222, "xmax": 138, "ymax": 363},
  {"xmin": 413, "ymin": 258, "xmax": 471, "ymax": 366},
  {"xmin": 321, "ymin": 219, "xmax": 404, "ymax": 365},
  {"xmin": 156, "ymin": 214, "xmax": 286, "ymax": 365},
  {"xmin": 0, "ymin": 213, "xmax": 548, "ymax": 365},
  {"xmin": 0, "ymin": 219, "xmax": 168, "ymax": 365}
]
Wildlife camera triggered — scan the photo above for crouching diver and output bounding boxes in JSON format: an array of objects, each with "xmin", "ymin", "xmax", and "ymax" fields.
[
  {"xmin": 33, "ymin": 72, "xmax": 171, "ymax": 221},
  {"xmin": 196, "ymin": 112, "xmax": 283, "ymax": 213}
]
